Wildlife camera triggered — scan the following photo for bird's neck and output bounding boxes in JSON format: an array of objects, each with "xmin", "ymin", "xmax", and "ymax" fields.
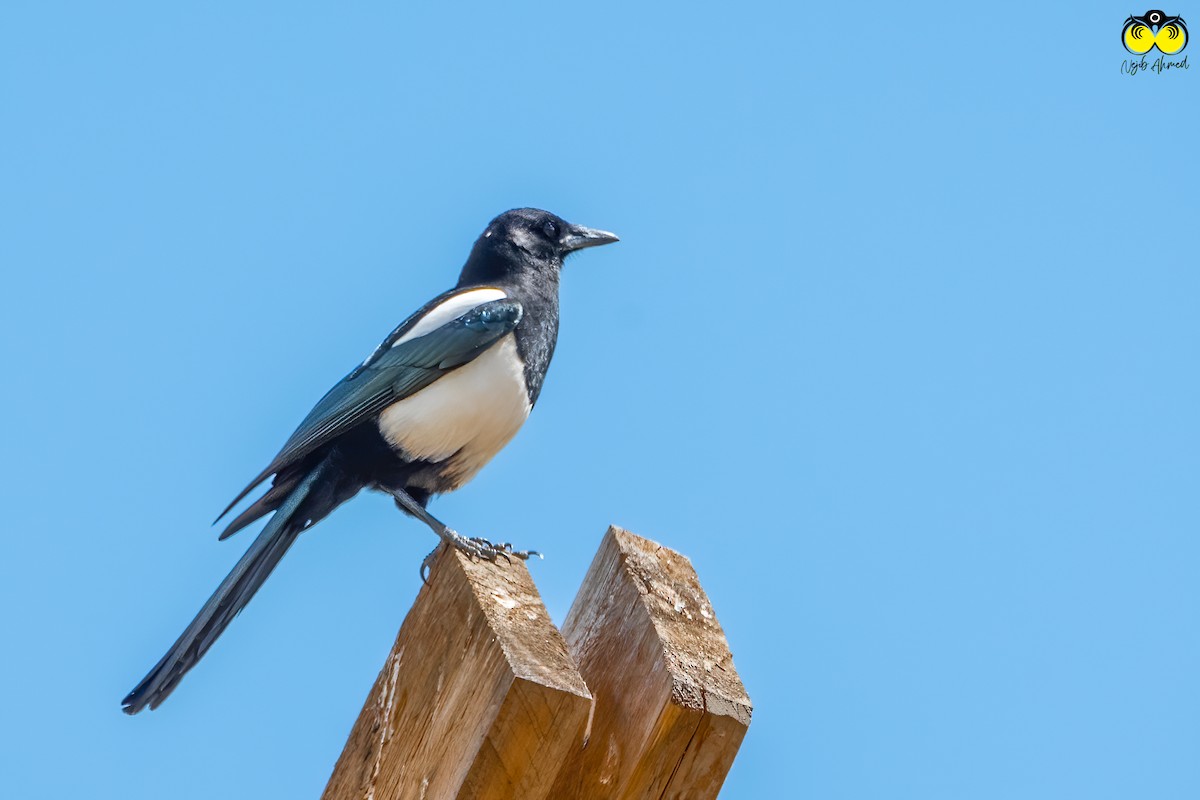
[
  {"xmin": 506, "ymin": 268, "xmax": 560, "ymax": 407},
  {"xmin": 457, "ymin": 251, "xmax": 561, "ymax": 406}
]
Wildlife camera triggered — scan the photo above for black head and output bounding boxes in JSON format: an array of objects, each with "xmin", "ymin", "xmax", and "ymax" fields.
[{"xmin": 459, "ymin": 208, "xmax": 618, "ymax": 287}]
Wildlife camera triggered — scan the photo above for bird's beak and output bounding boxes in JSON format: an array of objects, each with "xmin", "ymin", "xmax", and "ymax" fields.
[{"xmin": 563, "ymin": 224, "xmax": 620, "ymax": 252}]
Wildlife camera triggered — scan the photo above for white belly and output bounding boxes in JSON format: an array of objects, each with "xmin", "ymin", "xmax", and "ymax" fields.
[{"xmin": 377, "ymin": 334, "xmax": 532, "ymax": 489}]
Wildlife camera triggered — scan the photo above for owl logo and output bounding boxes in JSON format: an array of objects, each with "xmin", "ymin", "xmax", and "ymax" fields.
[{"xmin": 1122, "ymin": 9, "xmax": 1189, "ymax": 54}]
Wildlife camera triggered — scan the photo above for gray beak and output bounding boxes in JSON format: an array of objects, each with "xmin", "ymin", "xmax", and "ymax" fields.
[{"xmin": 563, "ymin": 224, "xmax": 620, "ymax": 252}]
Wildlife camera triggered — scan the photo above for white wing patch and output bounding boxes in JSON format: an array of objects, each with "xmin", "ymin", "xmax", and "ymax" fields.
[
  {"xmin": 392, "ymin": 287, "xmax": 508, "ymax": 348},
  {"xmin": 377, "ymin": 334, "xmax": 531, "ymax": 490}
]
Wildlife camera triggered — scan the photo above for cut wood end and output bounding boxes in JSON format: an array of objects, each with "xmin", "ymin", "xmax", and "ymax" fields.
[
  {"xmin": 323, "ymin": 544, "xmax": 594, "ymax": 800},
  {"xmin": 439, "ymin": 545, "xmax": 592, "ymax": 700},
  {"xmin": 606, "ymin": 526, "xmax": 753, "ymax": 726}
]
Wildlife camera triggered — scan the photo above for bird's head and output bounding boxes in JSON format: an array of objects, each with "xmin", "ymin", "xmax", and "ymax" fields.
[{"xmin": 460, "ymin": 208, "xmax": 618, "ymax": 285}]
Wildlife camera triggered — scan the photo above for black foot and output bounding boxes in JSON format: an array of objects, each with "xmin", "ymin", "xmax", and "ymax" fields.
[{"xmin": 420, "ymin": 529, "xmax": 541, "ymax": 582}]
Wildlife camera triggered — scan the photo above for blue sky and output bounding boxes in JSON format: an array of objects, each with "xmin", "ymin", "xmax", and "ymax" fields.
[{"xmin": 2, "ymin": 2, "xmax": 1197, "ymax": 797}]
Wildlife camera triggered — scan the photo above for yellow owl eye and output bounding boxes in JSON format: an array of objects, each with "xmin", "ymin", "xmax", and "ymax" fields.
[
  {"xmin": 1155, "ymin": 23, "xmax": 1188, "ymax": 54},
  {"xmin": 1124, "ymin": 23, "xmax": 1156, "ymax": 54}
]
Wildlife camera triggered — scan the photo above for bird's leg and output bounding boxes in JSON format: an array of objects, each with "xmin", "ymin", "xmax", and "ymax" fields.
[{"xmin": 385, "ymin": 487, "xmax": 539, "ymax": 581}]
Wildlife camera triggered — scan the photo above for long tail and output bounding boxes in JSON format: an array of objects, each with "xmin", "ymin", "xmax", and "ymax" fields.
[{"xmin": 123, "ymin": 457, "xmax": 339, "ymax": 714}]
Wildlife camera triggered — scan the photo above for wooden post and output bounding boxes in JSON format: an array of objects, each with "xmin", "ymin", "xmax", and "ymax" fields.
[
  {"xmin": 321, "ymin": 545, "xmax": 592, "ymax": 800},
  {"xmin": 548, "ymin": 526, "xmax": 752, "ymax": 799},
  {"xmin": 323, "ymin": 527, "xmax": 751, "ymax": 799}
]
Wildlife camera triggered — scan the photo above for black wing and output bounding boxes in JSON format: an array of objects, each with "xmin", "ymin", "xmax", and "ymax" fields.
[
  {"xmin": 216, "ymin": 297, "xmax": 522, "ymax": 524},
  {"xmin": 353, "ymin": 285, "xmax": 486, "ymax": 377}
]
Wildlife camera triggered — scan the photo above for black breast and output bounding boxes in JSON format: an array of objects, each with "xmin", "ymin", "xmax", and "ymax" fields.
[{"xmin": 505, "ymin": 273, "xmax": 560, "ymax": 407}]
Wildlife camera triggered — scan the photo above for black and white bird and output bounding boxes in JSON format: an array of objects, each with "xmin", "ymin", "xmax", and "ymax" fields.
[{"xmin": 122, "ymin": 208, "xmax": 618, "ymax": 714}]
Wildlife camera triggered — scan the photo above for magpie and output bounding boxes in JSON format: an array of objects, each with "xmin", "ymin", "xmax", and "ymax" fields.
[{"xmin": 121, "ymin": 208, "xmax": 618, "ymax": 714}]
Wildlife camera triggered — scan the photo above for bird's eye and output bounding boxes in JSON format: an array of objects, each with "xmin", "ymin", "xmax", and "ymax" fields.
[{"xmin": 542, "ymin": 220, "xmax": 559, "ymax": 238}]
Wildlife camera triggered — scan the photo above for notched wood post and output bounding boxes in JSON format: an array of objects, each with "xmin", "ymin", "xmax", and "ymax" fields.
[
  {"xmin": 549, "ymin": 526, "xmax": 752, "ymax": 800},
  {"xmin": 322, "ymin": 545, "xmax": 591, "ymax": 800}
]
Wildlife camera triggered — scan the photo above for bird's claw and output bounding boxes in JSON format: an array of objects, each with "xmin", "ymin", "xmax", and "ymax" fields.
[
  {"xmin": 421, "ymin": 529, "xmax": 540, "ymax": 582},
  {"xmin": 420, "ymin": 546, "xmax": 440, "ymax": 584},
  {"xmin": 463, "ymin": 535, "xmax": 538, "ymax": 563}
]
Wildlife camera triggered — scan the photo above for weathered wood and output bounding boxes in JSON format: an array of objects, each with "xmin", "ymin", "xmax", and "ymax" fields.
[
  {"xmin": 322, "ymin": 544, "xmax": 591, "ymax": 800},
  {"xmin": 548, "ymin": 526, "xmax": 752, "ymax": 800}
]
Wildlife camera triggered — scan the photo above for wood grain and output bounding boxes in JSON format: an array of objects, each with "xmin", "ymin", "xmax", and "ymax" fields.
[
  {"xmin": 322, "ymin": 544, "xmax": 591, "ymax": 800},
  {"xmin": 548, "ymin": 526, "xmax": 752, "ymax": 799}
]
